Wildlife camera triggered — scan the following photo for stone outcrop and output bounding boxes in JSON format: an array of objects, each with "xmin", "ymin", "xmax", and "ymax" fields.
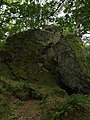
[
  {"xmin": 54, "ymin": 34, "xmax": 90, "ymax": 93},
  {"xmin": 0, "ymin": 29, "xmax": 90, "ymax": 94}
]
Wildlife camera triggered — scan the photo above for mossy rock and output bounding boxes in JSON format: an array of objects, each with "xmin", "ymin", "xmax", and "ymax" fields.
[
  {"xmin": 0, "ymin": 30, "xmax": 59, "ymax": 81},
  {"xmin": 0, "ymin": 29, "xmax": 90, "ymax": 94},
  {"xmin": 54, "ymin": 34, "xmax": 90, "ymax": 93}
]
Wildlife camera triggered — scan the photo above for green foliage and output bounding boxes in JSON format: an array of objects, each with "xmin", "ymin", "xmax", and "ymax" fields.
[
  {"xmin": 0, "ymin": 84, "xmax": 5, "ymax": 93},
  {"xmin": 43, "ymin": 94, "xmax": 90, "ymax": 120},
  {"xmin": 0, "ymin": 40, "xmax": 5, "ymax": 50},
  {"xmin": 66, "ymin": 94, "xmax": 90, "ymax": 110},
  {"xmin": 64, "ymin": 0, "xmax": 90, "ymax": 36},
  {"xmin": 0, "ymin": 0, "xmax": 57, "ymax": 40},
  {"xmin": 0, "ymin": 77, "xmax": 43, "ymax": 100},
  {"xmin": 43, "ymin": 101, "xmax": 74, "ymax": 120},
  {"xmin": 85, "ymin": 45, "xmax": 90, "ymax": 72},
  {"xmin": 53, "ymin": 86, "xmax": 67, "ymax": 97},
  {"xmin": 0, "ymin": 0, "xmax": 90, "ymax": 43},
  {"xmin": 0, "ymin": 95, "xmax": 10, "ymax": 118}
]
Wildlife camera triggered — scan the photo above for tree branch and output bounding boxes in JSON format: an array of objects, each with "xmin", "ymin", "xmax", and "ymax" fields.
[{"xmin": 52, "ymin": 0, "xmax": 66, "ymax": 15}]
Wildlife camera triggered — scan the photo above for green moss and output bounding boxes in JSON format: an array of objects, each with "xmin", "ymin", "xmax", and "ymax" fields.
[
  {"xmin": 37, "ymin": 70, "xmax": 57, "ymax": 86},
  {"xmin": 64, "ymin": 34, "xmax": 87, "ymax": 73}
]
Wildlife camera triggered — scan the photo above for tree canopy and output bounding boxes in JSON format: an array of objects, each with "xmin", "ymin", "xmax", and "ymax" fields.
[
  {"xmin": 64, "ymin": 0, "xmax": 90, "ymax": 36},
  {"xmin": 0, "ymin": 0, "xmax": 90, "ymax": 41}
]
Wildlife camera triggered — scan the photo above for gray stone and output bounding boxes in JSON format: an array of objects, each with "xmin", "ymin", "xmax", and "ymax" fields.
[{"xmin": 0, "ymin": 29, "xmax": 90, "ymax": 94}]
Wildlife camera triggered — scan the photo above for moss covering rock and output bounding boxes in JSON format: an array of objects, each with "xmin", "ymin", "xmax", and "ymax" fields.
[
  {"xmin": 0, "ymin": 29, "xmax": 90, "ymax": 95},
  {"xmin": 54, "ymin": 33, "xmax": 90, "ymax": 93}
]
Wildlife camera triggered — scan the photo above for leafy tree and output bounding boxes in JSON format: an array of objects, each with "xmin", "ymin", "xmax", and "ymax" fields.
[
  {"xmin": 64, "ymin": 0, "xmax": 90, "ymax": 37},
  {"xmin": 0, "ymin": 0, "xmax": 90, "ymax": 42},
  {"xmin": 0, "ymin": 0, "xmax": 58, "ymax": 40}
]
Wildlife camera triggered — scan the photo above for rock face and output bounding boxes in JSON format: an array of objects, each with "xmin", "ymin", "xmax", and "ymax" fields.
[
  {"xmin": 54, "ymin": 34, "xmax": 90, "ymax": 93},
  {"xmin": 0, "ymin": 29, "xmax": 90, "ymax": 94}
]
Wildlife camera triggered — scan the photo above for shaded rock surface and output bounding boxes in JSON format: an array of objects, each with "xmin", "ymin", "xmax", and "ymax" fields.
[
  {"xmin": 0, "ymin": 29, "xmax": 90, "ymax": 94},
  {"xmin": 54, "ymin": 34, "xmax": 90, "ymax": 93}
]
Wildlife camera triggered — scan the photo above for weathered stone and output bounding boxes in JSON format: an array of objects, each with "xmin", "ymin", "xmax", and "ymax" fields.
[
  {"xmin": 0, "ymin": 29, "xmax": 90, "ymax": 94},
  {"xmin": 54, "ymin": 34, "xmax": 90, "ymax": 93}
]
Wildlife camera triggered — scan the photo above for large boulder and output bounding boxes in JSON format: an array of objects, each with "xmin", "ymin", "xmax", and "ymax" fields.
[
  {"xmin": 0, "ymin": 29, "xmax": 90, "ymax": 94},
  {"xmin": 0, "ymin": 30, "xmax": 59, "ymax": 80},
  {"xmin": 54, "ymin": 34, "xmax": 90, "ymax": 93}
]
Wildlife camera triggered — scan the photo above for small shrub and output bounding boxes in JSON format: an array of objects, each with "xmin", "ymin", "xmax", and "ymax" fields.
[
  {"xmin": 66, "ymin": 94, "xmax": 90, "ymax": 113},
  {"xmin": 43, "ymin": 94, "xmax": 90, "ymax": 120},
  {"xmin": 53, "ymin": 86, "xmax": 67, "ymax": 97}
]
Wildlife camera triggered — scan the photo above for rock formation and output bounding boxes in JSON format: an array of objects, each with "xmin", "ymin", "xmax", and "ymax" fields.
[{"xmin": 0, "ymin": 29, "xmax": 90, "ymax": 94}]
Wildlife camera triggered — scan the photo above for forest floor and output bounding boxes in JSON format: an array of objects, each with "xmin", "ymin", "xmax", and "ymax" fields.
[
  {"xmin": 1, "ymin": 92, "xmax": 90, "ymax": 120},
  {"xmin": 0, "ymin": 78, "xmax": 90, "ymax": 120}
]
